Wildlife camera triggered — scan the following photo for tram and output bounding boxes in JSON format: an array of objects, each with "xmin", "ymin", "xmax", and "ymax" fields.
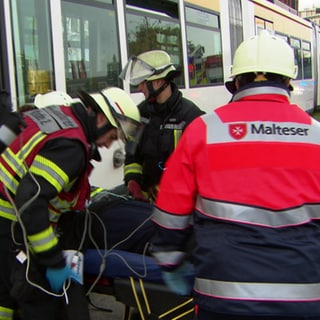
[{"xmin": 0, "ymin": 0, "xmax": 319, "ymax": 188}]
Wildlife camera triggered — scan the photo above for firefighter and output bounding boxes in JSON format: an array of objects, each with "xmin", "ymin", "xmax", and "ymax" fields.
[
  {"xmin": 0, "ymin": 87, "xmax": 141, "ymax": 320},
  {"xmin": 120, "ymin": 49, "xmax": 205, "ymax": 202},
  {"xmin": 149, "ymin": 30, "xmax": 320, "ymax": 319}
]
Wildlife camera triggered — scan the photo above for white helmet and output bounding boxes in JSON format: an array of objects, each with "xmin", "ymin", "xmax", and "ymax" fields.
[
  {"xmin": 34, "ymin": 91, "xmax": 74, "ymax": 108},
  {"xmin": 119, "ymin": 50, "xmax": 181, "ymax": 86},
  {"xmin": 230, "ymin": 30, "xmax": 298, "ymax": 79},
  {"xmin": 78, "ymin": 87, "xmax": 141, "ymax": 143}
]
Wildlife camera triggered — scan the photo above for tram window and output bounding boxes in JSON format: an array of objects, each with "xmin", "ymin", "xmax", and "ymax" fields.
[
  {"xmin": 61, "ymin": 0, "xmax": 121, "ymax": 96},
  {"xmin": 10, "ymin": 0, "xmax": 54, "ymax": 106},
  {"xmin": 125, "ymin": 0, "xmax": 183, "ymax": 88},
  {"xmin": 302, "ymin": 41, "xmax": 312, "ymax": 79},
  {"xmin": 185, "ymin": 6, "xmax": 223, "ymax": 87},
  {"xmin": 290, "ymin": 37, "xmax": 302, "ymax": 80}
]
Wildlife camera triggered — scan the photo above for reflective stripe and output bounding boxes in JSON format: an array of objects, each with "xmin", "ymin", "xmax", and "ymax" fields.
[
  {"xmin": 232, "ymin": 86, "xmax": 290, "ymax": 102},
  {"xmin": 18, "ymin": 131, "xmax": 46, "ymax": 160},
  {"xmin": 0, "ymin": 306, "xmax": 14, "ymax": 320},
  {"xmin": 0, "ymin": 162, "xmax": 19, "ymax": 194},
  {"xmin": 161, "ymin": 122, "xmax": 186, "ymax": 130},
  {"xmin": 90, "ymin": 186, "xmax": 104, "ymax": 198},
  {"xmin": 152, "ymin": 250, "xmax": 187, "ymax": 266},
  {"xmin": 0, "ymin": 198, "xmax": 17, "ymax": 221},
  {"xmin": 27, "ymin": 226, "xmax": 58, "ymax": 253},
  {"xmin": 124, "ymin": 162, "xmax": 143, "ymax": 176},
  {"xmin": 196, "ymin": 197, "xmax": 320, "ymax": 227},
  {"xmin": 194, "ymin": 277, "xmax": 320, "ymax": 301},
  {"xmin": 152, "ymin": 207, "xmax": 192, "ymax": 229},
  {"xmin": 2, "ymin": 148, "xmax": 26, "ymax": 177},
  {"xmin": 0, "ymin": 125, "xmax": 16, "ymax": 146},
  {"xmin": 173, "ymin": 129, "xmax": 183, "ymax": 148},
  {"xmin": 30, "ymin": 155, "xmax": 68, "ymax": 192}
]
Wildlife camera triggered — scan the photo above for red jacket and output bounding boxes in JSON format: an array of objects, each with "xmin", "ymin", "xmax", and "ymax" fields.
[{"xmin": 151, "ymin": 84, "xmax": 320, "ymax": 317}]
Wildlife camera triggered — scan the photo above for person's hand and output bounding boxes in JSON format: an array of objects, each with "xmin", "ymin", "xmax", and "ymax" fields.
[
  {"xmin": 161, "ymin": 262, "xmax": 195, "ymax": 296},
  {"xmin": 128, "ymin": 180, "xmax": 149, "ymax": 202},
  {"xmin": 45, "ymin": 264, "xmax": 80, "ymax": 293}
]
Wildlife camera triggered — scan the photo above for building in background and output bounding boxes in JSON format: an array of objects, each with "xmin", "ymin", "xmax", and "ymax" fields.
[{"xmin": 267, "ymin": 0, "xmax": 299, "ymax": 13}]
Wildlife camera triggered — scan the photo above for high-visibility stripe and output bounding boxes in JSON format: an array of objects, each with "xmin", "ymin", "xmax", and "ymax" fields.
[
  {"xmin": 151, "ymin": 250, "xmax": 186, "ymax": 266},
  {"xmin": 194, "ymin": 277, "xmax": 320, "ymax": 301},
  {"xmin": 152, "ymin": 207, "xmax": 192, "ymax": 229},
  {"xmin": 0, "ymin": 306, "xmax": 14, "ymax": 320},
  {"xmin": 173, "ymin": 129, "xmax": 182, "ymax": 148},
  {"xmin": 124, "ymin": 162, "xmax": 142, "ymax": 176},
  {"xmin": 30, "ymin": 155, "xmax": 68, "ymax": 192},
  {"xmin": 90, "ymin": 187, "xmax": 104, "ymax": 198},
  {"xmin": 27, "ymin": 225, "xmax": 58, "ymax": 253},
  {"xmin": 196, "ymin": 197, "xmax": 320, "ymax": 228},
  {"xmin": 2, "ymin": 148, "xmax": 26, "ymax": 177},
  {"xmin": 0, "ymin": 198, "xmax": 17, "ymax": 221},
  {"xmin": 17, "ymin": 131, "xmax": 47, "ymax": 160},
  {"xmin": 0, "ymin": 162, "xmax": 19, "ymax": 194}
]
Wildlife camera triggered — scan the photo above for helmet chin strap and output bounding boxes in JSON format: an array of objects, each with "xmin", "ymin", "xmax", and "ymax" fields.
[{"xmin": 146, "ymin": 80, "xmax": 169, "ymax": 103}]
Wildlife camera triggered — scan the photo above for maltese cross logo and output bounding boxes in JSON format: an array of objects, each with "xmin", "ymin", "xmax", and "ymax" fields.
[{"xmin": 229, "ymin": 123, "xmax": 247, "ymax": 140}]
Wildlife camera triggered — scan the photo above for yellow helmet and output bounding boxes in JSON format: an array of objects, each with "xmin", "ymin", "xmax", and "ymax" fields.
[
  {"xmin": 34, "ymin": 91, "xmax": 74, "ymax": 108},
  {"xmin": 119, "ymin": 50, "xmax": 181, "ymax": 86},
  {"xmin": 230, "ymin": 30, "xmax": 298, "ymax": 79},
  {"xmin": 78, "ymin": 87, "xmax": 141, "ymax": 143}
]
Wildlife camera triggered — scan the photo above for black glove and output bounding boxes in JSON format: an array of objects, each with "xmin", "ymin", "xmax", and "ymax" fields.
[{"xmin": 4, "ymin": 112, "xmax": 26, "ymax": 135}]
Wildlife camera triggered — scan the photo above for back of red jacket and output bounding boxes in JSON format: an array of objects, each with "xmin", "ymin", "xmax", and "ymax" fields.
[{"xmin": 151, "ymin": 84, "xmax": 320, "ymax": 317}]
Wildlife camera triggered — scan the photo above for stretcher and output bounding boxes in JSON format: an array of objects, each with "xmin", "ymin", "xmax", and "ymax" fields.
[{"xmin": 84, "ymin": 249, "xmax": 195, "ymax": 320}]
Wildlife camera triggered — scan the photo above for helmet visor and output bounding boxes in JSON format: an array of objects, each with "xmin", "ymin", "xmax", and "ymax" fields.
[
  {"xmin": 119, "ymin": 55, "xmax": 157, "ymax": 86},
  {"xmin": 100, "ymin": 92, "xmax": 142, "ymax": 144}
]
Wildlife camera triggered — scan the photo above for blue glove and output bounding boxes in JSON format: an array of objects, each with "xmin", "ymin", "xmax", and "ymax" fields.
[
  {"xmin": 46, "ymin": 264, "xmax": 80, "ymax": 293},
  {"xmin": 161, "ymin": 262, "xmax": 195, "ymax": 296}
]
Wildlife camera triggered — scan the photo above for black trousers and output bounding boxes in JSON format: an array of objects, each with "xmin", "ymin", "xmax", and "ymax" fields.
[
  {"xmin": 0, "ymin": 217, "xmax": 17, "ymax": 313},
  {"xmin": 0, "ymin": 213, "xmax": 90, "ymax": 320}
]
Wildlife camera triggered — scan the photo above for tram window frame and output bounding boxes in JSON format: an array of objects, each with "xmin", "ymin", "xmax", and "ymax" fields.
[
  {"xmin": 125, "ymin": 0, "xmax": 184, "ymax": 90},
  {"xmin": 185, "ymin": 5, "xmax": 223, "ymax": 88},
  {"xmin": 228, "ymin": 0, "xmax": 244, "ymax": 60},
  {"xmin": 61, "ymin": 0, "xmax": 121, "ymax": 96}
]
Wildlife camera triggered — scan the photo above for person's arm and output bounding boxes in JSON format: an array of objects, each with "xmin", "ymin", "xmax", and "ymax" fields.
[
  {"xmin": 149, "ymin": 117, "xmax": 205, "ymax": 295},
  {"xmin": 14, "ymin": 138, "xmax": 86, "ymax": 267}
]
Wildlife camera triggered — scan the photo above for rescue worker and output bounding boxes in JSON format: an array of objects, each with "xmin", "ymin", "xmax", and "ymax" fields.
[
  {"xmin": 149, "ymin": 30, "xmax": 320, "ymax": 319},
  {"xmin": 120, "ymin": 49, "xmax": 205, "ymax": 202},
  {"xmin": 0, "ymin": 87, "xmax": 141, "ymax": 320},
  {"xmin": 0, "ymin": 90, "xmax": 26, "ymax": 153}
]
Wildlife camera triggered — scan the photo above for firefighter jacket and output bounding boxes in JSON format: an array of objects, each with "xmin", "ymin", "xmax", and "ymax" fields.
[
  {"xmin": 124, "ymin": 83, "xmax": 204, "ymax": 198},
  {"xmin": 150, "ymin": 82, "xmax": 320, "ymax": 317},
  {"xmin": 0, "ymin": 105, "xmax": 92, "ymax": 267}
]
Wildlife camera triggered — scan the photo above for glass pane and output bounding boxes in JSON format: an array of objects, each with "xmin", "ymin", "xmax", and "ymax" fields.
[
  {"xmin": 185, "ymin": 7, "xmax": 219, "ymax": 28},
  {"xmin": 62, "ymin": 1, "xmax": 120, "ymax": 96},
  {"xmin": 186, "ymin": 7, "xmax": 223, "ymax": 87},
  {"xmin": 290, "ymin": 38, "xmax": 302, "ymax": 80},
  {"xmin": 303, "ymin": 49, "xmax": 312, "ymax": 79},
  {"xmin": 10, "ymin": 0, "xmax": 54, "ymax": 106},
  {"xmin": 125, "ymin": 2, "xmax": 183, "ymax": 87}
]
